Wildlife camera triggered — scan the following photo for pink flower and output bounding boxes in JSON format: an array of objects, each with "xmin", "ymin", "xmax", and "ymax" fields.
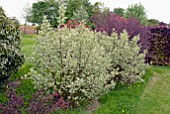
[{"xmin": 67, "ymin": 20, "xmax": 72, "ymax": 23}]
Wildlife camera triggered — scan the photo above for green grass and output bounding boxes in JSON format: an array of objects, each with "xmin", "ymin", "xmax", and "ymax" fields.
[
  {"xmin": 15, "ymin": 34, "xmax": 36, "ymax": 102},
  {"xmin": 136, "ymin": 66, "xmax": 170, "ymax": 114},
  {"xmin": 21, "ymin": 34, "xmax": 36, "ymax": 57},
  {"xmin": 92, "ymin": 66, "xmax": 170, "ymax": 114},
  {"xmin": 92, "ymin": 67, "xmax": 153, "ymax": 114},
  {"xmin": 11, "ymin": 34, "xmax": 35, "ymax": 80},
  {"xmin": 1, "ymin": 34, "xmax": 170, "ymax": 114}
]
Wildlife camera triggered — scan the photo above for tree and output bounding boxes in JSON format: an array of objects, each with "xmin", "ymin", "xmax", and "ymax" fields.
[
  {"xmin": 113, "ymin": 7, "xmax": 125, "ymax": 16},
  {"xmin": 29, "ymin": 0, "xmax": 95, "ymax": 27},
  {"xmin": 21, "ymin": 3, "xmax": 32, "ymax": 33},
  {"xmin": 65, "ymin": 0, "xmax": 93, "ymax": 21},
  {"xmin": 21, "ymin": 3, "xmax": 32, "ymax": 25},
  {"xmin": 125, "ymin": 3, "xmax": 147, "ymax": 25},
  {"xmin": 147, "ymin": 19, "xmax": 159, "ymax": 26},
  {"xmin": 30, "ymin": 0, "xmax": 59, "ymax": 27},
  {"xmin": 72, "ymin": 5, "xmax": 89, "ymax": 23},
  {"xmin": 92, "ymin": 2, "xmax": 104, "ymax": 13}
]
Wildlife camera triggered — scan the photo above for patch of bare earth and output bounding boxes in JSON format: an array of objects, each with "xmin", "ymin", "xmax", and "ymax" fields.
[
  {"xmin": 86, "ymin": 99, "xmax": 100, "ymax": 114},
  {"xmin": 7, "ymin": 81, "xmax": 21, "ymax": 89}
]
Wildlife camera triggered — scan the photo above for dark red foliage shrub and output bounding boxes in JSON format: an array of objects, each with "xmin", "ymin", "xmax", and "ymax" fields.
[
  {"xmin": 66, "ymin": 20, "xmax": 79, "ymax": 29},
  {"xmin": 92, "ymin": 12, "xmax": 170, "ymax": 65},
  {"xmin": 92, "ymin": 12, "xmax": 150, "ymax": 50},
  {"xmin": 0, "ymin": 90, "xmax": 72, "ymax": 114},
  {"xmin": 0, "ymin": 90, "xmax": 24, "ymax": 114},
  {"xmin": 91, "ymin": 12, "xmax": 151, "ymax": 62},
  {"xmin": 138, "ymin": 22, "xmax": 170, "ymax": 65},
  {"xmin": 51, "ymin": 93, "xmax": 71, "ymax": 112},
  {"xmin": 60, "ymin": 20, "xmax": 88, "ymax": 29},
  {"xmin": 27, "ymin": 90, "xmax": 53, "ymax": 114},
  {"xmin": 92, "ymin": 12, "xmax": 125, "ymax": 35},
  {"xmin": 148, "ymin": 25, "xmax": 170, "ymax": 65},
  {"xmin": 137, "ymin": 26, "xmax": 152, "ymax": 64},
  {"xmin": 28, "ymin": 91, "xmax": 71, "ymax": 114},
  {"xmin": 91, "ymin": 12, "xmax": 141, "ymax": 38}
]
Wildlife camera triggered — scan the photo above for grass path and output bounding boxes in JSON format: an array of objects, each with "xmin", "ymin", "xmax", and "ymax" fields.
[{"xmin": 136, "ymin": 66, "xmax": 170, "ymax": 114}]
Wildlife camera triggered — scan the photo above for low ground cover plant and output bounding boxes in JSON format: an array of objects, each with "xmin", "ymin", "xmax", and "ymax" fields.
[{"xmin": 0, "ymin": 90, "xmax": 72, "ymax": 114}]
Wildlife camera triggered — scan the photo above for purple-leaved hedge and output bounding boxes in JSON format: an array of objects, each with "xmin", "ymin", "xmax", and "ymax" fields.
[{"xmin": 92, "ymin": 12, "xmax": 170, "ymax": 66}]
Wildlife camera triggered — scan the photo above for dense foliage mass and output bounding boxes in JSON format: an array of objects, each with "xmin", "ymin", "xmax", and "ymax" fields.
[
  {"xmin": 113, "ymin": 3, "xmax": 153, "ymax": 26},
  {"xmin": 148, "ymin": 26, "xmax": 170, "ymax": 65},
  {"xmin": 113, "ymin": 7, "xmax": 125, "ymax": 16},
  {"xmin": 24, "ymin": 18, "xmax": 116, "ymax": 106},
  {"xmin": 22, "ymin": 0, "xmax": 149, "ymax": 107},
  {"xmin": 29, "ymin": 0, "xmax": 96, "ymax": 27},
  {"xmin": 0, "ymin": 7, "xmax": 24, "ymax": 84},
  {"xmin": 110, "ymin": 31, "xmax": 147, "ymax": 84},
  {"xmin": 97, "ymin": 30, "xmax": 147, "ymax": 84},
  {"xmin": 125, "ymin": 3, "xmax": 147, "ymax": 25},
  {"xmin": 30, "ymin": 0, "xmax": 59, "ymax": 27},
  {"xmin": 92, "ymin": 12, "xmax": 142, "ymax": 37},
  {"xmin": 72, "ymin": 5, "xmax": 89, "ymax": 24},
  {"xmin": 92, "ymin": 11, "xmax": 170, "ymax": 66},
  {"xmin": 65, "ymin": 0, "xmax": 93, "ymax": 22},
  {"xmin": 24, "ymin": 18, "xmax": 147, "ymax": 105}
]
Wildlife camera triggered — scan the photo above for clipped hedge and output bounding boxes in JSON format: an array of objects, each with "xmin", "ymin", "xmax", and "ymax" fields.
[
  {"xmin": 140, "ymin": 24, "xmax": 170, "ymax": 65},
  {"xmin": 0, "ymin": 7, "xmax": 24, "ymax": 84},
  {"xmin": 148, "ymin": 26, "xmax": 170, "ymax": 65}
]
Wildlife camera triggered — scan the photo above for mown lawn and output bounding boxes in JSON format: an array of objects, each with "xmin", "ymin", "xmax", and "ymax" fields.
[
  {"xmin": 136, "ymin": 66, "xmax": 170, "ymax": 114},
  {"xmin": 0, "ymin": 34, "xmax": 170, "ymax": 114},
  {"xmin": 21, "ymin": 34, "xmax": 37, "ymax": 57}
]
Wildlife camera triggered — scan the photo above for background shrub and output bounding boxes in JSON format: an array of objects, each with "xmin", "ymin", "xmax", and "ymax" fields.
[
  {"xmin": 91, "ymin": 12, "xmax": 141, "ymax": 37},
  {"xmin": 111, "ymin": 31, "xmax": 147, "ymax": 84},
  {"xmin": 91, "ymin": 12, "xmax": 152, "ymax": 64},
  {"xmin": 138, "ymin": 24, "xmax": 170, "ymax": 66},
  {"xmin": 97, "ymin": 30, "xmax": 147, "ymax": 84},
  {"xmin": 148, "ymin": 26, "xmax": 170, "ymax": 65},
  {"xmin": 0, "ymin": 7, "xmax": 24, "ymax": 85}
]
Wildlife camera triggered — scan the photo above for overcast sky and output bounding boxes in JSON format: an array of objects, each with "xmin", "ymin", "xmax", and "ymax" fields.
[{"xmin": 0, "ymin": 0, "xmax": 170, "ymax": 24}]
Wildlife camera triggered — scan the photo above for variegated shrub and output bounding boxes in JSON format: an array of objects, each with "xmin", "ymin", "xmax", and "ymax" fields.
[
  {"xmin": 0, "ymin": 7, "xmax": 24, "ymax": 84},
  {"xmin": 97, "ymin": 30, "xmax": 147, "ymax": 84},
  {"xmin": 23, "ymin": 18, "xmax": 116, "ymax": 106}
]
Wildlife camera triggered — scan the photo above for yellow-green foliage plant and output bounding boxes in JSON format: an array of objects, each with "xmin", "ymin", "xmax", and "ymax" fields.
[
  {"xmin": 97, "ymin": 30, "xmax": 147, "ymax": 84},
  {"xmin": 23, "ymin": 2, "xmax": 116, "ymax": 106}
]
